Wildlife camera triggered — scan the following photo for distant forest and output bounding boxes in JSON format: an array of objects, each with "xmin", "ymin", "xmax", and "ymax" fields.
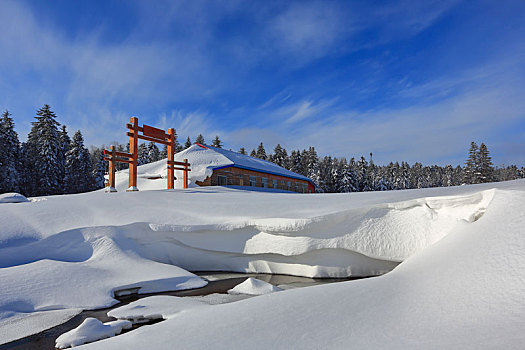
[{"xmin": 1, "ymin": 105, "xmax": 524, "ymax": 196}]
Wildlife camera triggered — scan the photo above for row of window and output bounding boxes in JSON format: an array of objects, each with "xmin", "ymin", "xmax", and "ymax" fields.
[{"xmin": 216, "ymin": 174, "xmax": 308, "ymax": 193}]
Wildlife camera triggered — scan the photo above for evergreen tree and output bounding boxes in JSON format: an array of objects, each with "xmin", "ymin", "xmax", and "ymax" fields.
[
  {"xmin": 304, "ymin": 147, "xmax": 320, "ymax": 188},
  {"xmin": 250, "ymin": 149, "xmax": 256, "ymax": 157},
  {"xmin": 211, "ymin": 136, "xmax": 222, "ymax": 148},
  {"xmin": 478, "ymin": 143, "xmax": 494, "ymax": 183},
  {"xmin": 90, "ymin": 146, "xmax": 107, "ymax": 190},
  {"xmin": 64, "ymin": 130, "xmax": 93, "ymax": 193},
  {"xmin": 161, "ymin": 144, "xmax": 168, "ymax": 159},
  {"xmin": 239, "ymin": 147, "xmax": 246, "ymax": 155},
  {"xmin": 0, "ymin": 110, "xmax": 21, "ymax": 193},
  {"xmin": 272, "ymin": 144, "xmax": 288, "ymax": 168},
  {"xmin": 443, "ymin": 165, "xmax": 454, "ymax": 187},
  {"xmin": 356, "ymin": 156, "xmax": 369, "ymax": 191},
  {"xmin": 337, "ymin": 158, "xmax": 358, "ymax": 192},
  {"xmin": 146, "ymin": 142, "xmax": 161, "ymax": 162},
  {"xmin": 25, "ymin": 105, "xmax": 62, "ymax": 196},
  {"xmin": 411, "ymin": 162, "xmax": 425, "ymax": 189},
  {"xmin": 137, "ymin": 143, "xmax": 149, "ymax": 165},
  {"xmin": 195, "ymin": 134, "xmax": 205, "ymax": 145},
  {"xmin": 184, "ymin": 136, "xmax": 192, "ymax": 149},
  {"xmin": 289, "ymin": 150, "xmax": 303, "ymax": 175},
  {"xmin": 256, "ymin": 142, "xmax": 267, "ymax": 160},
  {"xmin": 58, "ymin": 125, "xmax": 71, "ymax": 193},
  {"xmin": 464, "ymin": 142, "xmax": 480, "ymax": 184}
]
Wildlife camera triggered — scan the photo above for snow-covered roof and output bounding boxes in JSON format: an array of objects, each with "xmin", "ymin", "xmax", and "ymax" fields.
[{"xmin": 177, "ymin": 144, "xmax": 314, "ymax": 184}]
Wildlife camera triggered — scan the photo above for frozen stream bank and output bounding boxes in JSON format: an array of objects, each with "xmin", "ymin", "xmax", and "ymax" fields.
[{"xmin": 1, "ymin": 273, "xmax": 362, "ymax": 350}]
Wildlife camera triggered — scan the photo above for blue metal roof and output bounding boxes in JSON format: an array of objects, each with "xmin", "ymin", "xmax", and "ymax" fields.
[{"xmin": 202, "ymin": 145, "xmax": 315, "ymax": 185}]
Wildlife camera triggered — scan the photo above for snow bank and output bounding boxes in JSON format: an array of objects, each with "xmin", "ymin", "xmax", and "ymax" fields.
[
  {"xmin": 79, "ymin": 184, "xmax": 525, "ymax": 349},
  {"xmin": 228, "ymin": 278, "xmax": 282, "ymax": 295},
  {"xmin": 55, "ymin": 318, "xmax": 131, "ymax": 348},
  {"xmin": 108, "ymin": 296, "xmax": 205, "ymax": 322},
  {"xmin": 0, "ymin": 193, "xmax": 29, "ymax": 203},
  {"xmin": 0, "ymin": 308, "xmax": 82, "ymax": 345}
]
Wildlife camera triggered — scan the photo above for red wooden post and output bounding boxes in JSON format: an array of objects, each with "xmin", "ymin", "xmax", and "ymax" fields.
[
  {"xmin": 184, "ymin": 158, "xmax": 189, "ymax": 189},
  {"xmin": 167, "ymin": 128, "xmax": 175, "ymax": 189},
  {"xmin": 106, "ymin": 145, "xmax": 117, "ymax": 192},
  {"xmin": 127, "ymin": 117, "xmax": 139, "ymax": 191}
]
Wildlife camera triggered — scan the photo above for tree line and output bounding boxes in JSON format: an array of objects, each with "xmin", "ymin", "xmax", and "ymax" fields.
[{"xmin": 1, "ymin": 105, "xmax": 524, "ymax": 196}]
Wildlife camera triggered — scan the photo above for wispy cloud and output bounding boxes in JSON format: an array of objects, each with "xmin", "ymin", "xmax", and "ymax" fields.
[{"xmin": 227, "ymin": 57, "xmax": 525, "ymax": 166}]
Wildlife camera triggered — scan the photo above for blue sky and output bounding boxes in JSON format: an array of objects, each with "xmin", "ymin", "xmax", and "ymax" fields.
[{"xmin": 1, "ymin": 0, "xmax": 524, "ymax": 166}]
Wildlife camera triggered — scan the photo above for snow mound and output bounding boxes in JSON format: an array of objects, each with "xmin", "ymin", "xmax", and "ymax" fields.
[
  {"xmin": 228, "ymin": 278, "xmax": 283, "ymax": 295},
  {"xmin": 78, "ymin": 185, "xmax": 525, "ymax": 350},
  {"xmin": 0, "ymin": 193, "xmax": 29, "ymax": 203},
  {"xmin": 55, "ymin": 317, "xmax": 131, "ymax": 348},
  {"xmin": 108, "ymin": 296, "xmax": 205, "ymax": 322}
]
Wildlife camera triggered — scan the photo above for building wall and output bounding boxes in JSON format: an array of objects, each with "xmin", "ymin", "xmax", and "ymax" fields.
[{"xmin": 195, "ymin": 166, "xmax": 313, "ymax": 193}]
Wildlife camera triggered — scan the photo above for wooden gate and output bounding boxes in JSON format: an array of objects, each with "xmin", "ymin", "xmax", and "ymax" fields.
[{"xmin": 104, "ymin": 117, "xmax": 190, "ymax": 192}]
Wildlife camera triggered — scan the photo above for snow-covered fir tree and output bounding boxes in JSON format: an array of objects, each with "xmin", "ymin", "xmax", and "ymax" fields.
[
  {"xmin": 272, "ymin": 144, "xmax": 288, "ymax": 168},
  {"xmin": 336, "ymin": 158, "xmax": 358, "ymax": 193},
  {"xmin": 90, "ymin": 146, "xmax": 107, "ymax": 190},
  {"xmin": 137, "ymin": 143, "xmax": 149, "ymax": 165},
  {"xmin": 58, "ymin": 125, "xmax": 71, "ymax": 192},
  {"xmin": 25, "ymin": 105, "xmax": 63, "ymax": 196},
  {"xmin": 211, "ymin": 136, "xmax": 222, "ymax": 148},
  {"xmin": 195, "ymin": 134, "xmax": 205, "ymax": 145},
  {"xmin": 0, "ymin": 110, "xmax": 21, "ymax": 193},
  {"xmin": 289, "ymin": 150, "xmax": 303, "ymax": 175},
  {"xmin": 184, "ymin": 137, "xmax": 192, "ymax": 149},
  {"xmin": 250, "ymin": 149, "xmax": 257, "ymax": 157},
  {"xmin": 478, "ymin": 143, "xmax": 494, "ymax": 183},
  {"xmin": 256, "ymin": 142, "xmax": 267, "ymax": 160},
  {"xmin": 239, "ymin": 147, "xmax": 246, "ymax": 155},
  {"xmin": 304, "ymin": 147, "xmax": 320, "ymax": 189},
  {"xmin": 146, "ymin": 142, "xmax": 161, "ymax": 162},
  {"xmin": 64, "ymin": 130, "xmax": 93, "ymax": 193},
  {"xmin": 464, "ymin": 142, "xmax": 480, "ymax": 184}
]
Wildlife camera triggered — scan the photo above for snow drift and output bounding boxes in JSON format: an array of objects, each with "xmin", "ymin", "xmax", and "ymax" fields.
[{"xmin": 80, "ymin": 182, "xmax": 525, "ymax": 349}]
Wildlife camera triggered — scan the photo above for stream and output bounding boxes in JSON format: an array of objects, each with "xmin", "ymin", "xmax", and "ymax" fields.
[{"xmin": 0, "ymin": 272, "xmax": 365, "ymax": 350}]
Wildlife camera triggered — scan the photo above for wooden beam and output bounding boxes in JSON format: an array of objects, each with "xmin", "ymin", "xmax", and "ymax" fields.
[
  {"xmin": 104, "ymin": 157, "xmax": 133, "ymax": 164},
  {"xmin": 126, "ymin": 132, "xmax": 169, "ymax": 145},
  {"xmin": 169, "ymin": 167, "xmax": 192, "ymax": 171},
  {"xmin": 167, "ymin": 160, "xmax": 191, "ymax": 166},
  {"xmin": 126, "ymin": 123, "xmax": 144, "ymax": 132},
  {"xmin": 103, "ymin": 149, "xmax": 133, "ymax": 158}
]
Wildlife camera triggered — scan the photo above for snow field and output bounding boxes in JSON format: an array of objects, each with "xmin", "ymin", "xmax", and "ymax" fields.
[{"xmin": 1, "ymin": 173, "xmax": 524, "ymax": 346}]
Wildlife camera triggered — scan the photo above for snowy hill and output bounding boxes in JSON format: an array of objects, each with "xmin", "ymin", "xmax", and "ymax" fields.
[{"xmin": 1, "ymin": 177, "xmax": 524, "ymax": 348}]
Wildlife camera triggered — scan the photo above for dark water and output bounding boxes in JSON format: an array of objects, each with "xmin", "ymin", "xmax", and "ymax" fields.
[{"xmin": 0, "ymin": 273, "xmax": 363, "ymax": 350}]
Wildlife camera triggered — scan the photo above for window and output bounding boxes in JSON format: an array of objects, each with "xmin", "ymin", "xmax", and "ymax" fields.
[
  {"xmin": 272, "ymin": 179, "xmax": 278, "ymax": 189},
  {"xmin": 287, "ymin": 181, "xmax": 291, "ymax": 191},
  {"xmin": 249, "ymin": 176, "xmax": 256, "ymax": 187},
  {"xmin": 262, "ymin": 177, "xmax": 268, "ymax": 188},
  {"xmin": 217, "ymin": 175, "xmax": 227, "ymax": 186}
]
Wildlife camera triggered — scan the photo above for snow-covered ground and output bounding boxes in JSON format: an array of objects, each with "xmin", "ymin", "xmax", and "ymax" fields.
[{"xmin": 1, "ymin": 165, "xmax": 524, "ymax": 348}]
